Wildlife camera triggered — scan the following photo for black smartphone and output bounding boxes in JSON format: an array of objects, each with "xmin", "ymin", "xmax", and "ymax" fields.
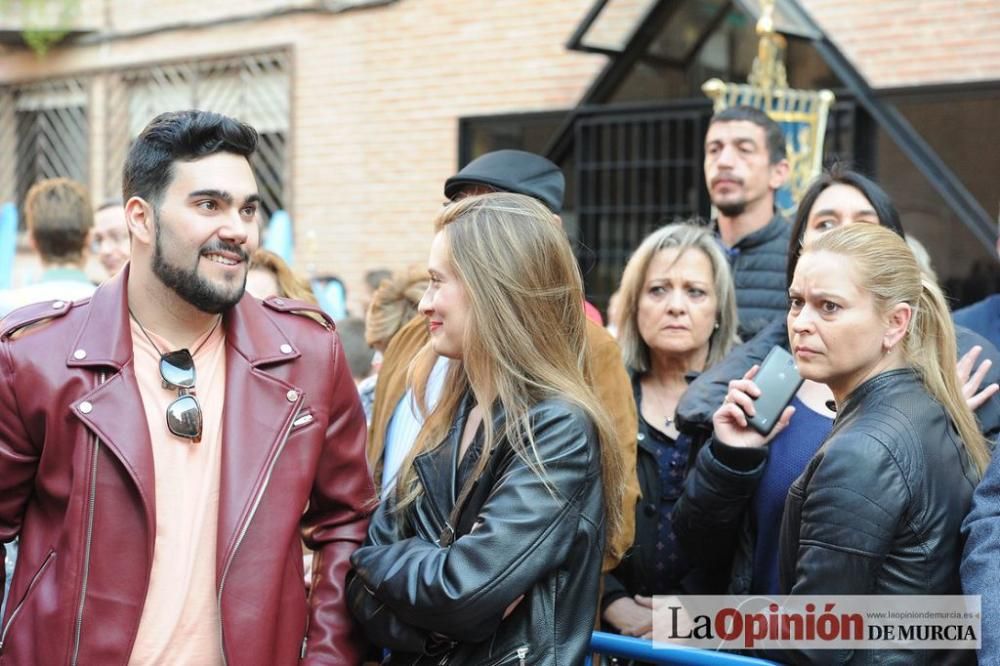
[{"xmin": 747, "ymin": 345, "xmax": 804, "ymax": 436}]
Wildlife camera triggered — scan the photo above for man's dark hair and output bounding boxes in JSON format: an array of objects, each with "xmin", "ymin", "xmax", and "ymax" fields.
[
  {"xmin": 786, "ymin": 164, "xmax": 904, "ymax": 286},
  {"xmin": 24, "ymin": 177, "xmax": 92, "ymax": 264},
  {"xmin": 122, "ymin": 110, "xmax": 258, "ymax": 207},
  {"xmin": 709, "ymin": 105, "xmax": 787, "ymax": 164}
]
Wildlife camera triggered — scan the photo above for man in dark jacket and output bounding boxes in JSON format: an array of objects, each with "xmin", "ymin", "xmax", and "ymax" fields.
[
  {"xmin": 704, "ymin": 106, "xmax": 790, "ymax": 339},
  {"xmin": 0, "ymin": 110, "xmax": 372, "ymax": 664}
]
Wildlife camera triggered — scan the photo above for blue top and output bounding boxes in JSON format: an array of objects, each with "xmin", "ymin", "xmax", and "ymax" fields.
[
  {"xmin": 750, "ymin": 396, "xmax": 833, "ymax": 595},
  {"xmin": 381, "ymin": 356, "xmax": 449, "ymax": 499},
  {"xmin": 953, "ymin": 294, "xmax": 1000, "ymax": 352}
]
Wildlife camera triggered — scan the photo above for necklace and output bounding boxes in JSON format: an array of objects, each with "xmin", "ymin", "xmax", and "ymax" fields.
[
  {"xmin": 128, "ymin": 307, "xmax": 222, "ymax": 357},
  {"xmin": 646, "ymin": 373, "xmax": 677, "ymax": 431}
]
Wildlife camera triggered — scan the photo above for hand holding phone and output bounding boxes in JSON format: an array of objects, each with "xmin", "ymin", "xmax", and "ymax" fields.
[
  {"xmin": 713, "ymin": 346, "xmax": 801, "ymax": 447},
  {"xmin": 747, "ymin": 346, "xmax": 804, "ymax": 435}
]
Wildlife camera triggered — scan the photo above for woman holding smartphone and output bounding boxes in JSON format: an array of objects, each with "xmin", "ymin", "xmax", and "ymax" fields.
[
  {"xmin": 732, "ymin": 223, "xmax": 985, "ymax": 663},
  {"xmin": 347, "ymin": 193, "xmax": 627, "ymax": 665}
]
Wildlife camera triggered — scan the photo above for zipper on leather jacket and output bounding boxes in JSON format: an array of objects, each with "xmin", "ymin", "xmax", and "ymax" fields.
[
  {"xmin": 0, "ymin": 549, "xmax": 56, "ymax": 652},
  {"xmin": 71, "ymin": 372, "xmax": 105, "ymax": 666},
  {"xmin": 486, "ymin": 645, "xmax": 529, "ymax": 666},
  {"xmin": 217, "ymin": 405, "xmax": 300, "ymax": 665}
]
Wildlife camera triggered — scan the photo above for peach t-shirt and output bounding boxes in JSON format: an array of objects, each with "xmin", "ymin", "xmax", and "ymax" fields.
[{"xmin": 128, "ymin": 317, "xmax": 226, "ymax": 665}]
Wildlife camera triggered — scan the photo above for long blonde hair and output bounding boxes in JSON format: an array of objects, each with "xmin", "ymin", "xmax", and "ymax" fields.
[
  {"xmin": 394, "ymin": 193, "xmax": 627, "ymax": 556},
  {"xmin": 808, "ymin": 224, "xmax": 990, "ymax": 476},
  {"xmin": 616, "ymin": 222, "xmax": 740, "ymax": 371}
]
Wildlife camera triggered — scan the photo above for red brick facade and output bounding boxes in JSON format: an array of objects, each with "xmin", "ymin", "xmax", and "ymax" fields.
[{"xmin": 801, "ymin": 0, "xmax": 1000, "ymax": 87}]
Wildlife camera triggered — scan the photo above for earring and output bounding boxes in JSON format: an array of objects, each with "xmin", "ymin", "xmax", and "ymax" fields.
[{"xmin": 714, "ymin": 322, "xmax": 720, "ymax": 330}]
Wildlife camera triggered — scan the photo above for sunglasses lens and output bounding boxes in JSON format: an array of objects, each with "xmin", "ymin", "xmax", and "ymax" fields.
[
  {"xmin": 167, "ymin": 394, "xmax": 202, "ymax": 440},
  {"xmin": 160, "ymin": 350, "xmax": 196, "ymax": 389}
]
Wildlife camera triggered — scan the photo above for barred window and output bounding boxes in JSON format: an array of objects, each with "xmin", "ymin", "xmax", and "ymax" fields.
[{"xmin": 0, "ymin": 77, "xmax": 89, "ymax": 227}]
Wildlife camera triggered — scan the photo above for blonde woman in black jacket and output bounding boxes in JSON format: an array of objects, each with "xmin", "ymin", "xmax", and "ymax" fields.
[
  {"xmin": 347, "ymin": 193, "xmax": 628, "ymax": 665},
  {"xmin": 714, "ymin": 223, "xmax": 988, "ymax": 664}
]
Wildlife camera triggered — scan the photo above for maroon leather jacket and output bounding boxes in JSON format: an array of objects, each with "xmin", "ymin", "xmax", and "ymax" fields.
[{"xmin": 0, "ymin": 269, "xmax": 373, "ymax": 665}]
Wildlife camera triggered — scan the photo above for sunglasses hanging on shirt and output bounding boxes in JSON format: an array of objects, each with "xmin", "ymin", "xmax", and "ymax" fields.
[{"xmin": 129, "ymin": 308, "xmax": 221, "ymax": 443}]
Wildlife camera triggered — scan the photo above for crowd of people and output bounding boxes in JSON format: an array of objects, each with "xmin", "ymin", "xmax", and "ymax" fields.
[{"xmin": 0, "ymin": 106, "xmax": 997, "ymax": 666}]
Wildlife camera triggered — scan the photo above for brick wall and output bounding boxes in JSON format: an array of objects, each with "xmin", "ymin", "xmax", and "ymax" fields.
[
  {"xmin": 0, "ymin": 0, "xmax": 605, "ymax": 311},
  {"xmin": 801, "ymin": 0, "xmax": 1000, "ymax": 87}
]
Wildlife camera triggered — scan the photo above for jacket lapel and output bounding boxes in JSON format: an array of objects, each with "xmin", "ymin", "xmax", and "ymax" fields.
[
  {"xmin": 411, "ymin": 394, "xmax": 471, "ymax": 540},
  {"xmin": 65, "ymin": 267, "xmax": 307, "ymax": 575},
  {"xmin": 215, "ymin": 295, "xmax": 303, "ymax": 573},
  {"xmin": 412, "ymin": 427, "xmax": 459, "ymax": 540},
  {"xmin": 67, "ymin": 266, "xmax": 157, "ymax": 534}
]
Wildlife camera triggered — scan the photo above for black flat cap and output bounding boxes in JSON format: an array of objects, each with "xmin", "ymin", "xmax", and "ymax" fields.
[{"xmin": 444, "ymin": 149, "xmax": 565, "ymax": 214}]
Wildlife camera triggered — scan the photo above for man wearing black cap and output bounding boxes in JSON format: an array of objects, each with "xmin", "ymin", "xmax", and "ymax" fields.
[
  {"xmin": 444, "ymin": 149, "xmax": 605, "ymax": 325},
  {"xmin": 367, "ymin": 149, "xmax": 639, "ymax": 573},
  {"xmin": 443, "ymin": 149, "xmax": 565, "ymax": 215}
]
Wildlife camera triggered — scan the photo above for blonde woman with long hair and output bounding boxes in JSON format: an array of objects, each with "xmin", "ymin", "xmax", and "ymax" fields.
[
  {"xmin": 348, "ymin": 193, "xmax": 626, "ymax": 665},
  {"xmin": 717, "ymin": 223, "xmax": 988, "ymax": 663}
]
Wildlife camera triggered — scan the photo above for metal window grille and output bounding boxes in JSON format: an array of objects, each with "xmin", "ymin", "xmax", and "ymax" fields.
[
  {"xmin": 575, "ymin": 102, "xmax": 709, "ymax": 308},
  {"xmin": 573, "ymin": 99, "xmax": 862, "ymax": 309},
  {"xmin": 104, "ymin": 50, "xmax": 291, "ymax": 219},
  {"xmin": 0, "ymin": 77, "xmax": 90, "ymax": 223}
]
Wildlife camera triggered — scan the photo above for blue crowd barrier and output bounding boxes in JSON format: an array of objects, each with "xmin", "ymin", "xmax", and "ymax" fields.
[{"xmin": 587, "ymin": 632, "xmax": 778, "ymax": 665}]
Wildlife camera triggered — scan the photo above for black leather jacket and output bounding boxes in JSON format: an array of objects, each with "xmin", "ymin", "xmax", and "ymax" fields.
[
  {"xmin": 776, "ymin": 368, "xmax": 978, "ymax": 664},
  {"xmin": 348, "ymin": 396, "xmax": 605, "ymax": 665}
]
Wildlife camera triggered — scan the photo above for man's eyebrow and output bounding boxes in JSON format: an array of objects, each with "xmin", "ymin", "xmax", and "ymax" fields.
[
  {"xmin": 187, "ymin": 191, "xmax": 261, "ymax": 207},
  {"xmin": 189, "ymin": 189, "xmax": 233, "ymax": 205}
]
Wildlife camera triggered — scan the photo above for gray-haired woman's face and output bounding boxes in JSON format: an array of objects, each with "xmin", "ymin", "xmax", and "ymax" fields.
[{"xmin": 636, "ymin": 247, "xmax": 718, "ymax": 363}]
